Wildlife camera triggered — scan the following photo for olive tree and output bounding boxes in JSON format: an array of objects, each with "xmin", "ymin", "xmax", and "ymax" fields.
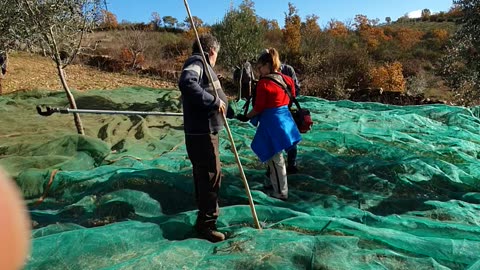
[
  {"xmin": 10, "ymin": 0, "xmax": 104, "ymax": 134},
  {"xmin": 440, "ymin": 0, "xmax": 480, "ymax": 105},
  {"xmin": 212, "ymin": 0, "xmax": 264, "ymax": 70}
]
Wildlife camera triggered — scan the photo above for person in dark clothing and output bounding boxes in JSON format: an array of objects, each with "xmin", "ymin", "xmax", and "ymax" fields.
[
  {"xmin": 178, "ymin": 34, "xmax": 227, "ymax": 243},
  {"xmin": 233, "ymin": 61, "xmax": 255, "ymax": 100},
  {"xmin": 280, "ymin": 64, "xmax": 301, "ymax": 96},
  {"xmin": 0, "ymin": 52, "xmax": 7, "ymax": 95},
  {"xmin": 280, "ymin": 63, "xmax": 301, "ymax": 173}
]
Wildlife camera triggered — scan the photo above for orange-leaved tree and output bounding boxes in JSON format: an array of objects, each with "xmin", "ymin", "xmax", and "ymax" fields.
[
  {"xmin": 354, "ymin": 14, "xmax": 390, "ymax": 51},
  {"xmin": 283, "ymin": 2, "xmax": 301, "ymax": 56},
  {"xmin": 326, "ymin": 20, "xmax": 349, "ymax": 38},
  {"xmin": 100, "ymin": 10, "xmax": 118, "ymax": 30},
  {"xmin": 260, "ymin": 18, "xmax": 283, "ymax": 50},
  {"xmin": 369, "ymin": 61, "xmax": 406, "ymax": 92},
  {"xmin": 393, "ymin": 27, "xmax": 424, "ymax": 51},
  {"xmin": 430, "ymin": 29, "xmax": 450, "ymax": 46},
  {"xmin": 183, "ymin": 14, "xmax": 209, "ymax": 41}
]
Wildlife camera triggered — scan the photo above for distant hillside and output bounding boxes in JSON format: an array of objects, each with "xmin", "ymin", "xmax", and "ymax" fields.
[
  {"xmin": 2, "ymin": 14, "xmax": 460, "ymax": 104},
  {"xmin": 386, "ymin": 20, "xmax": 459, "ymax": 34}
]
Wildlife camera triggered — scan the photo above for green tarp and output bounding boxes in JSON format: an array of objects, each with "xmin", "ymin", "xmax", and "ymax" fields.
[{"xmin": 1, "ymin": 87, "xmax": 480, "ymax": 269}]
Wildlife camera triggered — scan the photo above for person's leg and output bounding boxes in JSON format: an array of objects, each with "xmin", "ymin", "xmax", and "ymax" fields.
[
  {"xmin": 264, "ymin": 165, "xmax": 271, "ymax": 186},
  {"xmin": 267, "ymin": 152, "xmax": 288, "ymax": 200},
  {"xmin": 185, "ymin": 133, "xmax": 224, "ymax": 242},
  {"xmin": 286, "ymin": 145, "xmax": 298, "ymax": 174}
]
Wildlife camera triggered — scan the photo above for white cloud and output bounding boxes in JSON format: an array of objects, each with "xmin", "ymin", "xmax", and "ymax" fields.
[{"xmin": 407, "ymin": 10, "xmax": 422, "ymax": 18}]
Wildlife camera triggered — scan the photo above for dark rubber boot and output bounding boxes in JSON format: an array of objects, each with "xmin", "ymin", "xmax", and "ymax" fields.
[
  {"xmin": 195, "ymin": 222, "xmax": 225, "ymax": 243},
  {"xmin": 287, "ymin": 166, "xmax": 298, "ymax": 174}
]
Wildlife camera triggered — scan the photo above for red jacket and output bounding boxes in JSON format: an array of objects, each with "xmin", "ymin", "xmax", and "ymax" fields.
[{"xmin": 253, "ymin": 72, "xmax": 296, "ymax": 113}]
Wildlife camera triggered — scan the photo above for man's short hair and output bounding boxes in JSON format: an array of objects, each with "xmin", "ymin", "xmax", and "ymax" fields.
[{"xmin": 192, "ymin": 34, "xmax": 220, "ymax": 54}]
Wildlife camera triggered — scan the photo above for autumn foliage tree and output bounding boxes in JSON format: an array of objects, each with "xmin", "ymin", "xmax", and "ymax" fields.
[
  {"xmin": 431, "ymin": 29, "xmax": 450, "ymax": 43},
  {"xmin": 424, "ymin": 29, "xmax": 450, "ymax": 50},
  {"xmin": 260, "ymin": 18, "xmax": 283, "ymax": 50},
  {"xmin": 183, "ymin": 26, "xmax": 210, "ymax": 41},
  {"xmin": 303, "ymin": 15, "xmax": 320, "ymax": 34},
  {"xmin": 283, "ymin": 2, "xmax": 302, "ymax": 57},
  {"xmin": 354, "ymin": 15, "xmax": 390, "ymax": 51},
  {"xmin": 183, "ymin": 15, "xmax": 209, "ymax": 40},
  {"xmin": 100, "ymin": 10, "xmax": 118, "ymax": 30},
  {"xmin": 369, "ymin": 61, "xmax": 406, "ymax": 92},
  {"xmin": 393, "ymin": 27, "xmax": 424, "ymax": 50},
  {"xmin": 326, "ymin": 20, "xmax": 349, "ymax": 38}
]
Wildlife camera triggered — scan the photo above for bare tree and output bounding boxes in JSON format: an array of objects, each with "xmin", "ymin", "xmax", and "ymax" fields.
[
  {"xmin": 120, "ymin": 28, "xmax": 148, "ymax": 69},
  {"xmin": 11, "ymin": 0, "xmax": 104, "ymax": 135},
  {"xmin": 151, "ymin": 12, "xmax": 162, "ymax": 30}
]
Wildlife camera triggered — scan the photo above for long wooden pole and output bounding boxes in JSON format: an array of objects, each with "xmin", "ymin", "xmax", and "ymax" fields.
[{"xmin": 183, "ymin": 0, "xmax": 261, "ymax": 230}]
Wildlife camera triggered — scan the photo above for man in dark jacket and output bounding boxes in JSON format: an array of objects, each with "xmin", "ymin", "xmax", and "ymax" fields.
[
  {"xmin": 280, "ymin": 63, "xmax": 301, "ymax": 96},
  {"xmin": 280, "ymin": 63, "xmax": 301, "ymax": 173},
  {"xmin": 178, "ymin": 34, "xmax": 227, "ymax": 242}
]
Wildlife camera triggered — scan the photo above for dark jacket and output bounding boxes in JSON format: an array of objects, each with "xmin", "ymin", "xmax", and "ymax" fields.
[
  {"xmin": 280, "ymin": 64, "xmax": 300, "ymax": 95},
  {"xmin": 0, "ymin": 54, "xmax": 7, "ymax": 76},
  {"xmin": 178, "ymin": 53, "xmax": 228, "ymax": 134}
]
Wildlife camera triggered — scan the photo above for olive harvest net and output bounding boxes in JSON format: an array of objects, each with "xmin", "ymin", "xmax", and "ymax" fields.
[{"xmin": 1, "ymin": 87, "xmax": 480, "ymax": 269}]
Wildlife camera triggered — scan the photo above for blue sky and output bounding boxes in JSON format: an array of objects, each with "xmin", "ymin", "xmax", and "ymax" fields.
[{"xmin": 108, "ymin": 0, "xmax": 454, "ymax": 28}]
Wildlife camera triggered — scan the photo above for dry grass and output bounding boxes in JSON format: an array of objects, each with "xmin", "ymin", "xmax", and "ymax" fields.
[{"xmin": 2, "ymin": 52, "xmax": 177, "ymax": 94}]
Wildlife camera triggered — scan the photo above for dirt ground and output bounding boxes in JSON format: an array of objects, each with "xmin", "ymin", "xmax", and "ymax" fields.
[{"xmin": 1, "ymin": 52, "xmax": 177, "ymax": 94}]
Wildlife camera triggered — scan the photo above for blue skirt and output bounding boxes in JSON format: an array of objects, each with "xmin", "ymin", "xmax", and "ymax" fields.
[{"xmin": 250, "ymin": 106, "xmax": 302, "ymax": 162}]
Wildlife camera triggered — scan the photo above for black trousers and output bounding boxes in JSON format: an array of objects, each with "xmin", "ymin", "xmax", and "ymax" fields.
[
  {"xmin": 185, "ymin": 133, "xmax": 222, "ymax": 228},
  {"xmin": 287, "ymin": 144, "xmax": 297, "ymax": 167}
]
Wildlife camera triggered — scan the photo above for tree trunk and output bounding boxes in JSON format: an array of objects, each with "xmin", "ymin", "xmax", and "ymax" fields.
[
  {"xmin": 132, "ymin": 53, "xmax": 138, "ymax": 69},
  {"xmin": 56, "ymin": 65, "xmax": 85, "ymax": 135},
  {"xmin": 238, "ymin": 68, "xmax": 243, "ymax": 100}
]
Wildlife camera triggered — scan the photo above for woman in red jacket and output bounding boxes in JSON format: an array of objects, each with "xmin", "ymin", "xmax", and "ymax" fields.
[{"xmin": 240, "ymin": 48, "xmax": 301, "ymax": 200}]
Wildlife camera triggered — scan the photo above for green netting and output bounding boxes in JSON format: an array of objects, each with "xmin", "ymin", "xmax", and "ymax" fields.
[{"xmin": 1, "ymin": 87, "xmax": 480, "ymax": 269}]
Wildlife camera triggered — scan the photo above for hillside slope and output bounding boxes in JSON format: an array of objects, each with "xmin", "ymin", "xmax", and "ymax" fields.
[{"xmin": 1, "ymin": 52, "xmax": 177, "ymax": 94}]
